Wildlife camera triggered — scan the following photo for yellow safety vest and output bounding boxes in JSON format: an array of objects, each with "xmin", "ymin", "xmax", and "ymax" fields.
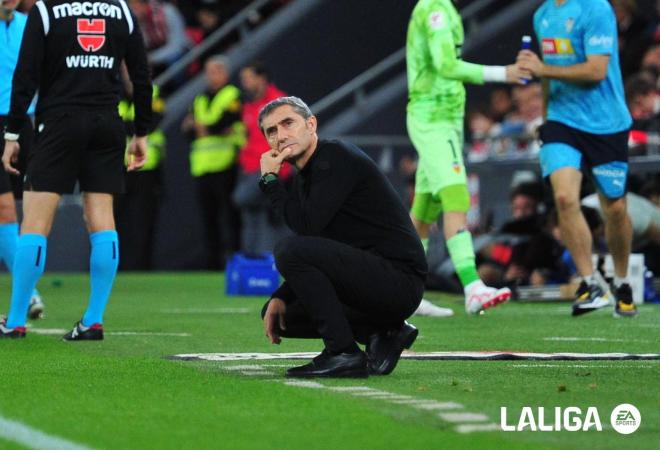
[
  {"xmin": 118, "ymin": 85, "xmax": 166, "ymax": 172},
  {"xmin": 190, "ymin": 85, "xmax": 246, "ymax": 177}
]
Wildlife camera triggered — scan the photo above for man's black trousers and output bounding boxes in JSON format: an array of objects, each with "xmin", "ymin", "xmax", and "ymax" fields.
[{"xmin": 262, "ymin": 236, "xmax": 424, "ymax": 352}]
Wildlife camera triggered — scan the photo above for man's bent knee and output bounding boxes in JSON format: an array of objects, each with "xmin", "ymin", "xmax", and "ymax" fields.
[{"xmin": 273, "ymin": 236, "xmax": 303, "ymax": 269}]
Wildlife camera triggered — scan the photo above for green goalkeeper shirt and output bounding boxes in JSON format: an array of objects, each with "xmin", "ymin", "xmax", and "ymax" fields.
[{"xmin": 406, "ymin": 0, "xmax": 485, "ymax": 122}]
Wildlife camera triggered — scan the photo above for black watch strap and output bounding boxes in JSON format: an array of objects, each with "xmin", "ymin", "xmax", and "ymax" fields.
[{"xmin": 259, "ymin": 172, "xmax": 279, "ymax": 191}]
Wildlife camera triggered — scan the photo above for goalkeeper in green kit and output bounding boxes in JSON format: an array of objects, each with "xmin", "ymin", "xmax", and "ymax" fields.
[{"xmin": 407, "ymin": 0, "xmax": 530, "ymax": 315}]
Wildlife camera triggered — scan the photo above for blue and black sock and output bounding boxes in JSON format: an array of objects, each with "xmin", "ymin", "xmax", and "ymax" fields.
[
  {"xmin": 0, "ymin": 222, "xmax": 19, "ymax": 272},
  {"xmin": 6, "ymin": 234, "xmax": 47, "ymax": 328},
  {"xmin": 82, "ymin": 230, "xmax": 119, "ymax": 326}
]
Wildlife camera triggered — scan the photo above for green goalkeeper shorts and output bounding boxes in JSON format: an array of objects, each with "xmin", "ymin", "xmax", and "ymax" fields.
[
  {"xmin": 407, "ymin": 115, "xmax": 467, "ymax": 194},
  {"xmin": 407, "ymin": 114, "xmax": 469, "ymax": 217}
]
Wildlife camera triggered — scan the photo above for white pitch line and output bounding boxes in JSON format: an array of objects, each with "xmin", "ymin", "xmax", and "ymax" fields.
[
  {"xmin": 359, "ymin": 395, "xmax": 415, "ymax": 402},
  {"xmin": 224, "ymin": 365, "xmax": 265, "ymax": 371},
  {"xmin": 409, "ymin": 401, "xmax": 464, "ymax": 411},
  {"xmin": 172, "ymin": 351, "xmax": 660, "ymax": 361},
  {"xmin": 455, "ymin": 423, "xmax": 501, "ymax": 433},
  {"xmin": 510, "ymin": 364, "xmax": 655, "ymax": 369},
  {"xmin": 239, "ymin": 371, "xmax": 273, "ymax": 376},
  {"xmin": 327, "ymin": 386, "xmax": 374, "ymax": 392},
  {"xmin": 29, "ymin": 328, "xmax": 191, "ymax": 337},
  {"xmin": 351, "ymin": 390, "xmax": 399, "ymax": 398},
  {"xmin": 439, "ymin": 412, "xmax": 489, "ymax": 423},
  {"xmin": 277, "ymin": 382, "xmax": 497, "ymax": 432},
  {"xmin": 0, "ymin": 415, "xmax": 94, "ymax": 450}
]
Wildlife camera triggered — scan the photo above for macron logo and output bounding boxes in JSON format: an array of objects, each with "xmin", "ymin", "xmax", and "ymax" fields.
[
  {"xmin": 53, "ymin": 2, "xmax": 122, "ymax": 19},
  {"xmin": 588, "ymin": 35, "xmax": 613, "ymax": 48}
]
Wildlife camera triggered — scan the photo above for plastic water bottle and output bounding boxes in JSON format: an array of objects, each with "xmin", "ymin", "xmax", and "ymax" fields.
[
  {"xmin": 521, "ymin": 35, "xmax": 532, "ymax": 85},
  {"xmin": 644, "ymin": 270, "xmax": 658, "ymax": 303},
  {"xmin": 521, "ymin": 35, "xmax": 532, "ymax": 49}
]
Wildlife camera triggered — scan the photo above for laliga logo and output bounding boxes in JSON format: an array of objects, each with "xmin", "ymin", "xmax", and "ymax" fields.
[
  {"xmin": 500, "ymin": 404, "xmax": 641, "ymax": 433},
  {"xmin": 77, "ymin": 18, "xmax": 106, "ymax": 52},
  {"xmin": 500, "ymin": 407, "xmax": 602, "ymax": 432}
]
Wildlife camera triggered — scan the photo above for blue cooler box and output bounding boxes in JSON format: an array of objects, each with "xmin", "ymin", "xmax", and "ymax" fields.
[{"xmin": 225, "ymin": 253, "xmax": 280, "ymax": 296}]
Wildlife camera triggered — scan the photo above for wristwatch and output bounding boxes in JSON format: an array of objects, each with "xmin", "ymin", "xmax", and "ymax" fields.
[{"xmin": 259, "ymin": 172, "xmax": 279, "ymax": 191}]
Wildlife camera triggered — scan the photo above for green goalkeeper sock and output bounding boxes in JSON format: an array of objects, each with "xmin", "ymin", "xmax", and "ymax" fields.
[{"xmin": 447, "ymin": 230, "xmax": 480, "ymax": 287}]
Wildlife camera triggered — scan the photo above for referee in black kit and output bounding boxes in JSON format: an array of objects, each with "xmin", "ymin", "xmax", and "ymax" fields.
[
  {"xmin": 1, "ymin": 0, "xmax": 151, "ymax": 340},
  {"xmin": 259, "ymin": 97, "xmax": 426, "ymax": 378}
]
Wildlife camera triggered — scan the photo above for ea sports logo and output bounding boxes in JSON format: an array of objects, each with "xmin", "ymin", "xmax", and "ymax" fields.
[
  {"xmin": 610, "ymin": 404, "xmax": 641, "ymax": 434},
  {"xmin": 77, "ymin": 18, "xmax": 106, "ymax": 52}
]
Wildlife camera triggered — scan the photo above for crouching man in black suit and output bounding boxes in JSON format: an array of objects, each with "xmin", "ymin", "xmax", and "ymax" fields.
[{"xmin": 258, "ymin": 96, "xmax": 426, "ymax": 378}]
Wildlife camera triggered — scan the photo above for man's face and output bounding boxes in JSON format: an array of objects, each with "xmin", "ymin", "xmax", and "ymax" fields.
[
  {"xmin": 629, "ymin": 91, "xmax": 657, "ymax": 120},
  {"xmin": 261, "ymin": 105, "xmax": 316, "ymax": 162},
  {"xmin": 1, "ymin": 0, "xmax": 20, "ymax": 13},
  {"xmin": 511, "ymin": 194, "xmax": 537, "ymax": 220},
  {"xmin": 240, "ymin": 68, "xmax": 266, "ymax": 98},
  {"xmin": 205, "ymin": 62, "xmax": 227, "ymax": 91},
  {"xmin": 513, "ymin": 84, "xmax": 543, "ymax": 121},
  {"xmin": 128, "ymin": 0, "xmax": 147, "ymax": 19},
  {"xmin": 642, "ymin": 45, "xmax": 660, "ymax": 72}
]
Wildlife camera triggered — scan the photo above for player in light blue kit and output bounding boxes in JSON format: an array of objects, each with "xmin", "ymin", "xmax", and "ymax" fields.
[{"xmin": 518, "ymin": 0, "xmax": 637, "ymax": 317}]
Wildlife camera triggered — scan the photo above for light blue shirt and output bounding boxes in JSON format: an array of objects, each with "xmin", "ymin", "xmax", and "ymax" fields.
[
  {"xmin": 534, "ymin": 0, "xmax": 631, "ymax": 134},
  {"xmin": 0, "ymin": 11, "xmax": 34, "ymax": 116}
]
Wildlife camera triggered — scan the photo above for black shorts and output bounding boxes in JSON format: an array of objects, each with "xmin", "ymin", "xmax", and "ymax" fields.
[
  {"xmin": 0, "ymin": 115, "xmax": 33, "ymax": 198},
  {"xmin": 538, "ymin": 121, "xmax": 630, "ymax": 198},
  {"xmin": 25, "ymin": 109, "xmax": 126, "ymax": 194},
  {"xmin": 538, "ymin": 120, "xmax": 629, "ymax": 168}
]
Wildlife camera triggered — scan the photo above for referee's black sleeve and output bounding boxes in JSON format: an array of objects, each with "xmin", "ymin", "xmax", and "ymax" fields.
[
  {"xmin": 124, "ymin": 12, "xmax": 152, "ymax": 137},
  {"xmin": 7, "ymin": 7, "xmax": 45, "ymax": 135}
]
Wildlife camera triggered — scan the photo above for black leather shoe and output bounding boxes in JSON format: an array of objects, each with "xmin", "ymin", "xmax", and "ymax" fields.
[
  {"xmin": 366, "ymin": 322, "xmax": 418, "ymax": 375},
  {"xmin": 285, "ymin": 350, "xmax": 369, "ymax": 378}
]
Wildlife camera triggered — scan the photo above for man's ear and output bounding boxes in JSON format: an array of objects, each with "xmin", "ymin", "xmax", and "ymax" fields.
[{"xmin": 307, "ymin": 115, "xmax": 318, "ymax": 133}]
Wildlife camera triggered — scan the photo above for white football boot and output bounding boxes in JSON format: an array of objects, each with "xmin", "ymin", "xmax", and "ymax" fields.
[{"xmin": 464, "ymin": 281, "xmax": 511, "ymax": 315}]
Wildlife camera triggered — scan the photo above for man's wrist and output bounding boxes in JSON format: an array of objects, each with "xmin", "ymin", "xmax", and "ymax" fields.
[
  {"xmin": 3, "ymin": 132, "xmax": 19, "ymax": 142},
  {"xmin": 483, "ymin": 65, "xmax": 507, "ymax": 83},
  {"xmin": 536, "ymin": 63, "xmax": 547, "ymax": 78},
  {"xmin": 261, "ymin": 172, "xmax": 278, "ymax": 182},
  {"xmin": 259, "ymin": 172, "xmax": 279, "ymax": 191}
]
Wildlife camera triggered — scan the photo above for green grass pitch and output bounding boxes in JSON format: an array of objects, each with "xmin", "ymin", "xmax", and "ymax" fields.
[{"xmin": 1, "ymin": 273, "xmax": 658, "ymax": 449}]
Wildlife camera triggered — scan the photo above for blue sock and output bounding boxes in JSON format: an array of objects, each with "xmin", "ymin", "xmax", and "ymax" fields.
[
  {"xmin": 82, "ymin": 230, "xmax": 119, "ymax": 326},
  {"xmin": 6, "ymin": 234, "xmax": 47, "ymax": 328},
  {"xmin": 0, "ymin": 222, "xmax": 19, "ymax": 272}
]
